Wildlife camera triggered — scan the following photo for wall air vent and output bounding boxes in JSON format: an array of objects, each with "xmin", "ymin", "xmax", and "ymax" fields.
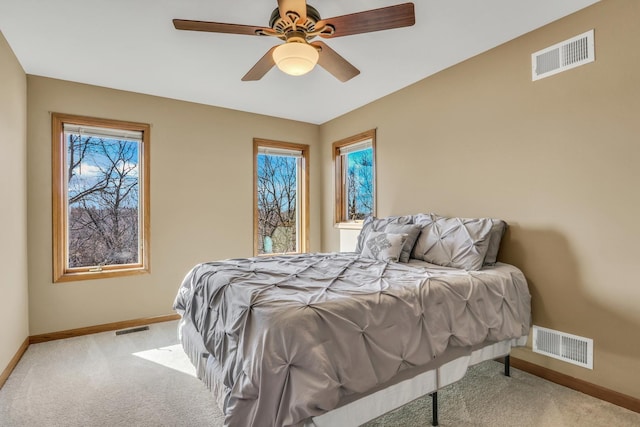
[
  {"xmin": 533, "ymin": 325, "xmax": 593, "ymax": 369},
  {"xmin": 532, "ymin": 29, "xmax": 594, "ymax": 81}
]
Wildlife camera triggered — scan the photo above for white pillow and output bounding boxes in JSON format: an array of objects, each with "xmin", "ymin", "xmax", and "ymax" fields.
[
  {"xmin": 385, "ymin": 223, "xmax": 422, "ymax": 263},
  {"xmin": 361, "ymin": 232, "xmax": 407, "ymax": 262}
]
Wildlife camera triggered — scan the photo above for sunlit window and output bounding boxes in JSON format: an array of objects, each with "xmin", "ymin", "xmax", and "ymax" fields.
[
  {"xmin": 52, "ymin": 113, "xmax": 150, "ymax": 282},
  {"xmin": 254, "ymin": 139, "xmax": 309, "ymax": 255},
  {"xmin": 333, "ymin": 129, "xmax": 376, "ymax": 223}
]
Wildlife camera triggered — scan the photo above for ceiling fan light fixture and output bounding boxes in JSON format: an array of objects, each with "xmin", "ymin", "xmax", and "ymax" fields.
[{"xmin": 272, "ymin": 42, "xmax": 319, "ymax": 76}]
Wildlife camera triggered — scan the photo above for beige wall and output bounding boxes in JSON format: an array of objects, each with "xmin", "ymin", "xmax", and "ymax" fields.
[
  {"xmin": 320, "ymin": 0, "xmax": 640, "ymax": 399},
  {"xmin": 8, "ymin": 0, "xmax": 639, "ymax": 401},
  {"xmin": 0, "ymin": 32, "xmax": 29, "ymax": 371},
  {"xmin": 27, "ymin": 76, "xmax": 320, "ymax": 335}
]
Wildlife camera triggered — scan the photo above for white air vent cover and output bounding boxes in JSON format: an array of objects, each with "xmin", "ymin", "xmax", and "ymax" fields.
[
  {"xmin": 533, "ymin": 325, "xmax": 593, "ymax": 369},
  {"xmin": 532, "ymin": 29, "xmax": 595, "ymax": 81}
]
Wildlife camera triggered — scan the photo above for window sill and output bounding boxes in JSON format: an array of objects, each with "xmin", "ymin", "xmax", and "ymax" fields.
[
  {"xmin": 54, "ymin": 266, "xmax": 149, "ymax": 283},
  {"xmin": 255, "ymin": 252, "xmax": 304, "ymax": 257},
  {"xmin": 335, "ymin": 222, "xmax": 364, "ymax": 230}
]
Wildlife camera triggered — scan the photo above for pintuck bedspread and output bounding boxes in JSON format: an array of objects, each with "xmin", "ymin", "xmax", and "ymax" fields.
[{"xmin": 173, "ymin": 252, "xmax": 531, "ymax": 427}]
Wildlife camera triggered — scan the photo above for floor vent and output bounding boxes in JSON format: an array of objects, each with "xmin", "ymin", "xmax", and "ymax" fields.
[
  {"xmin": 532, "ymin": 29, "xmax": 594, "ymax": 81},
  {"xmin": 115, "ymin": 325, "xmax": 150, "ymax": 336},
  {"xmin": 533, "ymin": 325, "xmax": 593, "ymax": 369}
]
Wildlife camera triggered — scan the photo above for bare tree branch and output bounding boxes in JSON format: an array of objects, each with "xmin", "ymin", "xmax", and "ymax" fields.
[
  {"xmin": 257, "ymin": 154, "xmax": 298, "ymax": 254},
  {"xmin": 66, "ymin": 135, "xmax": 140, "ymax": 267}
]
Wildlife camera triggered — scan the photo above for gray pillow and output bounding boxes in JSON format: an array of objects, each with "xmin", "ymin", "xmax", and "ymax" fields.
[
  {"xmin": 385, "ymin": 223, "xmax": 422, "ymax": 263},
  {"xmin": 483, "ymin": 219, "xmax": 507, "ymax": 265},
  {"xmin": 411, "ymin": 216, "xmax": 493, "ymax": 271},
  {"xmin": 355, "ymin": 215, "xmax": 377, "ymax": 253},
  {"xmin": 360, "ymin": 232, "xmax": 407, "ymax": 262},
  {"xmin": 355, "ymin": 215, "xmax": 413, "ymax": 253}
]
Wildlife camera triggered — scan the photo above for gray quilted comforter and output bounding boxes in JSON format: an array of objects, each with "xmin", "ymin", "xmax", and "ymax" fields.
[{"xmin": 173, "ymin": 253, "xmax": 531, "ymax": 427}]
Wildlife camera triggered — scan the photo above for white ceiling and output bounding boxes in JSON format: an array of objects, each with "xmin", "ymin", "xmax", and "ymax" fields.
[{"xmin": 0, "ymin": 0, "xmax": 599, "ymax": 125}]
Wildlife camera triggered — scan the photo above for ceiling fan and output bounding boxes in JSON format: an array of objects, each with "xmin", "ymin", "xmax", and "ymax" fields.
[{"xmin": 173, "ymin": 1, "xmax": 415, "ymax": 82}]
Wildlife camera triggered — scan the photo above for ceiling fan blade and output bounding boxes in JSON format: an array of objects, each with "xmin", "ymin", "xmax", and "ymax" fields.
[
  {"xmin": 317, "ymin": 3, "xmax": 415, "ymax": 39},
  {"xmin": 173, "ymin": 19, "xmax": 268, "ymax": 36},
  {"xmin": 312, "ymin": 41, "xmax": 360, "ymax": 82},
  {"xmin": 278, "ymin": 0, "xmax": 307, "ymax": 22},
  {"xmin": 242, "ymin": 46, "xmax": 278, "ymax": 81}
]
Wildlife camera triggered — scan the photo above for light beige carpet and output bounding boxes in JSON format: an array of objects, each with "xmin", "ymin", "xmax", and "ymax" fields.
[{"xmin": 1, "ymin": 320, "xmax": 638, "ymax": 426}]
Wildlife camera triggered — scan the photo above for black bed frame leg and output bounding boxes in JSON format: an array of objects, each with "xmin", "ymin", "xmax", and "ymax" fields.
[
  {"xmin": 431, "ymin": 391, "xmax": 438, "ymax": 426},
  {"xmin": 504, "ymin": 354, "xmax": 511, "ymax": 377}
]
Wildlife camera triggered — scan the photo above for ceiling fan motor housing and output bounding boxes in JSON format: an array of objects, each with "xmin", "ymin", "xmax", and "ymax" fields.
[{"xmin": 269, "ymin": 5, "xmax": 322, "ymax": 37}]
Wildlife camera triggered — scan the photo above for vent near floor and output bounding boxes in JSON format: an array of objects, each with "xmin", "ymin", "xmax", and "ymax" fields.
[
  {"xmin": 533, "ymin": 325, "xmax": 593, "ymax": 369},
  {"xmin": 115, "ymin": 325, "xmax": 150, "ymax": 336},
  {"xmin": 532, "ymin": 29, "xmax": 595, "ymax": 81}
]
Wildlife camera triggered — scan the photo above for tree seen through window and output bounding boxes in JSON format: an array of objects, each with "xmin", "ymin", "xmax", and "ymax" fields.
[
  {"xmin": 345, "ymin": 147, "xmax": 374, "ymax": 221},
  {"xmin": 66, "ymin": 132, "xmax": 140, "ymax": 267},
  {"xmin": 333, "ymin": 130, "xmax": 376, "ymax": 223},
  {"xmin": 52, "ymin": 113, "xmax": 150, "ymax": 282},
  {"xmin": 254, "ymin": 140, "xmax": 309, "ymax": 256}
]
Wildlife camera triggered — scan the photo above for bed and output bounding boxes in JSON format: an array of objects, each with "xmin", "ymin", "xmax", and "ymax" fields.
[{"xmin": 173, "ymin": 213, "xmax": 532, "ymax": 427}]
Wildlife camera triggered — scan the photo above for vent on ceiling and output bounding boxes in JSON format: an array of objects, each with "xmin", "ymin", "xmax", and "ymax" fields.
[
  {"xmin": 532, "ymin": 29, "xmax": 595, "ymax": 81},
  {"xmin": 533, "ymin": 325, "xmax": 593, "ymax": 369}
]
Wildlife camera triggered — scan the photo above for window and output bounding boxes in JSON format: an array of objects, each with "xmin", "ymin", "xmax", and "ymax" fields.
[
  {"xmin": 333, "ymin": 129, "xmax": 376, "ymax": 223},
  {"xmin": 254, "ymin": 139, "xmax": 309, "ymax": 255},
  {"xmin": 52, "ymin": 113, "xmax": 150, "ymax": 282}
]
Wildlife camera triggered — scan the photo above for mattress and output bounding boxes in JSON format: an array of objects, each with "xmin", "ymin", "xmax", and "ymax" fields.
[
  {"xmin": 179, "ymin": 315, "xmax": 526, "ymax": 426},
  {"xmin": 174, "ymin": 253, "xmax": 531, "ymax": 427}
]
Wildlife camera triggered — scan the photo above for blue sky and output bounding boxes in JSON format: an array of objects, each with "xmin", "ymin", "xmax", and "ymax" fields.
[{"xmin": 66, "ymin": 134, "xmax": 140, "ymax": 208}]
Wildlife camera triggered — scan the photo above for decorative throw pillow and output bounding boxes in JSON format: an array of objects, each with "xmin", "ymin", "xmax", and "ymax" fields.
[
  {"xmin": 355, "ymin": 215, "xmax": 413, "ymax": 253},
  {"xmin": 360, "ymin": 232, "xmax": 407, "ymax": 262},
  {"xmin": 384, "ymin": 223, "xmax": 422, "ymax": 263}
]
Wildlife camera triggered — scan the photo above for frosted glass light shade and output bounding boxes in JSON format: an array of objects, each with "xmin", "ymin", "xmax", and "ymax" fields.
[{"xmin": 272, "ymin": 42, "xmax": 319, "ymax": 76}]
